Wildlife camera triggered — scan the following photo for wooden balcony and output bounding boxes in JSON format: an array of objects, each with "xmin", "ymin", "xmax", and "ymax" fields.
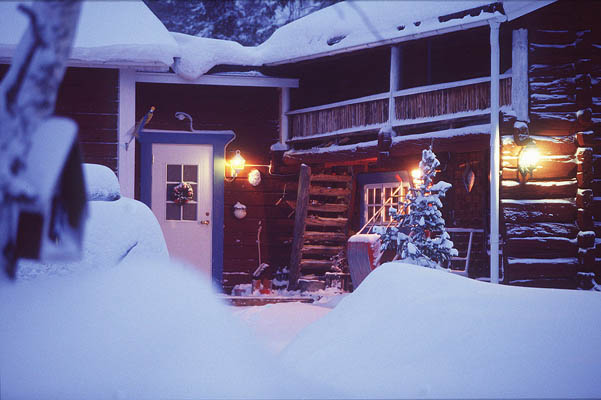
[{"xmin": 287, "ymin": 74, "xmax": 512, "ymax": 143}]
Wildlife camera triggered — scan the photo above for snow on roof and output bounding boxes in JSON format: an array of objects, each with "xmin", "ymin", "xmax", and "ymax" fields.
[
  {"xmin": 257, "ymin": 0, "xmax": 555, "ymax": 65},
  {"xmin": 171, "ymin": 33, "xmax": 260, "ymax": 80},
  {"xmin": 0, "ymin": 1, "xmax": 179, "ymax": 68},
  {"xmin": 284, "ymin": 123, "xmax": 491, "ymax": 159},
  {"xmin": 257, "ymin": 1, "xmax": 499, "ymax": 65}
]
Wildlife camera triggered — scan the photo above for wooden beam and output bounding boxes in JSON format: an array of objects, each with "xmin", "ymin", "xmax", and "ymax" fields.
[
  {"xmin": 288, "ymin": 164, "xmax": 311, "ymax": 290},
  {"xmin": 310, "ymin": 174, "xmax": 352, "ymax": 183},
  {"xmin": 305, "ymin": 216, "xmax": 348, "ymax": 227}
]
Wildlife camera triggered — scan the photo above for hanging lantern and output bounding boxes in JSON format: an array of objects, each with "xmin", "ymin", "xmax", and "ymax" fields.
[
  {"xmin": 230, "ymin": 150, "xmax": 246, "ymax": 177},
  {"xmin": 463, "ymin": 164, "xmax": 475, "ymax": 193},
  {"xmin": 518, "ymin": 141, "xmax": 541, "ymax": 178}
]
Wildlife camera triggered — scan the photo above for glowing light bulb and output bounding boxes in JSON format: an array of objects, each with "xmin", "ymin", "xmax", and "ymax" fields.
[
  {"xmin": 518, "ymin": 143, "xmax": 540, "ymax": 176},
  {"xmin": 230, "ymin": 150, "xmax": 246, "ymax": 176}
]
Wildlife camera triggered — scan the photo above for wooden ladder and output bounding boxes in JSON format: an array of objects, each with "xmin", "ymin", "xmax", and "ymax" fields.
[{"xmin": 289, "ymin": 164, "xmax": 352, "ymax": 289}]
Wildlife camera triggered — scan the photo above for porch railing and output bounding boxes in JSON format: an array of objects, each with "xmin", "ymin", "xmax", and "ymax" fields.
[{"xmin": 287, "ymin": 74, "xmax": 512, "ymax": 140}]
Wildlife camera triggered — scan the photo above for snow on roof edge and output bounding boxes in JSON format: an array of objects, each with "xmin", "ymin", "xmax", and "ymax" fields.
[{"xmin": 285, "ymin": 123, "xmax": 491, "ymax": 158}]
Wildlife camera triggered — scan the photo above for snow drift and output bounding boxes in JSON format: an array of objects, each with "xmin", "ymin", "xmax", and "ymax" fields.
[
  {"xmin": 17, "ymin": 165, "xmax": 168, "ymax": 279},
  {"xmin": 282, "ymin": 262, "xmax": 601, "ymax": 398},
  {"xmin": 0, "ymin": 260, "xmax": 334, "ymax": 399}
]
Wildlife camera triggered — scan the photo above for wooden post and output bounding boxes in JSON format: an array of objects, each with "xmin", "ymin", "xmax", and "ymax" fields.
[
  {"xmin": 512, "ymin": 29, "xmax": 529, "ymax": 122},
  {"xmin": 288, "ymin": 163, "xmax": 311, "ymax": 290},
  {"xmin": 489, "ymin": 20, "xmax": 501, "ymax": 284},
  {"xmin": 389, "ymin": 45, "xmax": 402, "ymax": 129}
]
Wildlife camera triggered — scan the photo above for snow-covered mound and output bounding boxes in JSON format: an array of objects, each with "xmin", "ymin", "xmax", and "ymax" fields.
[
  {"xmin": 0, "ymin": 260, "xmax": 331, "ymax": 399},
  {"xmin": 282, "ymin": 262, "xmax": 601, "ymax": 399},
  {"xmin": 17, "ymin": 196, "xmax": 168, "ymax": 279},
  {"xmin": 83, "ymin": 163, "xmax": 120, "ymax": 201}
]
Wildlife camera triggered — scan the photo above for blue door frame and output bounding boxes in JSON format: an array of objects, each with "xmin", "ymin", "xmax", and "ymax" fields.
[{"xmin": 138, "ymin": 129, "xmax": 235, "ymax": 290}]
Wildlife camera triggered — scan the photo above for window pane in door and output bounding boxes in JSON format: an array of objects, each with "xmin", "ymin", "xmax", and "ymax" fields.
[
  {"xmin": 167, "ymin": 164, "xmax": 181, "ymax": 182},
  {"xmin": 166, "ymin": 203, "xmax": 181, "ymax": 220},
  {"xmin": 182, "ymin": 203, "xmax": 197, "ymax": 221},
  {"xmin": 183, "ymin": 165, "xmax": 198, "ymax": 182}
]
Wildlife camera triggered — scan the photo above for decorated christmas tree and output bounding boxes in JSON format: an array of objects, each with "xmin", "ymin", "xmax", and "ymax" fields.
[{"xmin": 377, "ymin": 147, "xmax": 457, "ymax": 268}]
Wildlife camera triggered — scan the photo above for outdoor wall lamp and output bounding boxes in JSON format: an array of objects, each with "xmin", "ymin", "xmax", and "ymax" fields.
[
  {"xmin": 518, "ymin": 141, "xmax": 540, "ymax": 178},
  {"xmin": 227, "ymin": 149, "xmax": 246, "ymax": 180}
]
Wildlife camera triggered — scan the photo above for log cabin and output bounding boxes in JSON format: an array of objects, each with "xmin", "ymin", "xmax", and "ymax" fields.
[{"xmin": 1, "ymin": 0, "xmax": 600, "ymax": 291}]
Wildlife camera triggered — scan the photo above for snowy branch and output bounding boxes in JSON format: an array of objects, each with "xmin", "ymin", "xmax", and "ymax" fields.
[{"xmin": 0, "ymin": 1, "xmax": 82, "ymax": 278}]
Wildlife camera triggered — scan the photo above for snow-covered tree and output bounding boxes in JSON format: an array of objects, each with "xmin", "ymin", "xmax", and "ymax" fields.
[
  {"xmin": 144, "ymin": 0, "xmax": 340, "ymax": 46},
  {"xmin": 377, "ymin": 148, "xmax": 457, "ymax": 269}
]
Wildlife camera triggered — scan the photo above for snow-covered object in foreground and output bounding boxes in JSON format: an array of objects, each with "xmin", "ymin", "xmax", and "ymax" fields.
[
  {"xmin": 171, "ymin": 32, "xmax": 260, "ymax": 80},
  {"xmin": 83, "ymin": 163, "xmax": 120, "ymax": 201},
  {"xmin": 17, "ymin": 197, "xmax": 168, "ymax": 279},
  {"xmin": 283, "ymin": 262, "xmax": 601, "ymax": 399},
  {"xmin": 347, "ymin": 234, "xmax": 381, "ymax": 288},
  {"xmin": 0, "ymin": 1, "xmax": 179, "ymax": 68},
  {"xmin": 0, "ymin": 260, "xmax": 332, "ymax": 399}
]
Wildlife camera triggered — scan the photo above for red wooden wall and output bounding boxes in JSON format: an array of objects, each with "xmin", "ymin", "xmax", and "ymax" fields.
[{"xmin": 0, "ymin": 65, "xmax": 119, "ymax": 172}]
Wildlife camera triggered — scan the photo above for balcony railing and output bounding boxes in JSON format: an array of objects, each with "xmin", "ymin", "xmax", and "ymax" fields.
[{"xmin": 287, "ymin": 74, "xmax": 512, "ymax": 141}]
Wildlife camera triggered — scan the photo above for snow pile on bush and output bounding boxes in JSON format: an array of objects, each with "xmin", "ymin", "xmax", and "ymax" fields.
[
  {"xmin": 282, "ymin": 262, "xmax": 601, "ymax": 398},
  {"xmin": 17, "ymin": 165, "xmax": 168, "ymax": 279},
  {"xmin": 83, "ymin": 163, "xmax": 121, "ymax": 201},
  {"xmin": 0, "ymin": 260, "xmax": 334, "ymax": 399}
]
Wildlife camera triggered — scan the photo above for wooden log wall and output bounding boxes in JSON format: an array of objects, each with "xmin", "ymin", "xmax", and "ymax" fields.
[
  {"xmin": 136, "ymin": 83, "xmax": 294, "ymax": 293},
  {"xmin": 0, "ymin": 65, "xmax": 119, "ymax": 172},
  {"xmin": 504, "ymin": 0, "xmax": 601, "ymax": 288}
]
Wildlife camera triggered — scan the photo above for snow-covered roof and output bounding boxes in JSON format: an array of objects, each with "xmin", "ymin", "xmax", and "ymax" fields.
[
  {"xmin": 257, "ymin": 0, "xmax": 555, "ymax": 65},
  {"xmin": 0, "ymin": 0, "xmax": 556, "ymax": 79},
  {"xmin": 0, "ymin": 1, "xmax": 179, "ymax": 69}
]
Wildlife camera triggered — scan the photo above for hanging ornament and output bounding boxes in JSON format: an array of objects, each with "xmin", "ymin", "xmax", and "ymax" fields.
[
  {"xmin": 248, "ymin": 168, "xmax": 261, "ymax": 186},
  {"xmin": 172, "ymin": 182, "xmax": 194, "ymax": 205},
  {"xmin": 463, "ymin": 164, "xmax": 475, "ymax": 193}
]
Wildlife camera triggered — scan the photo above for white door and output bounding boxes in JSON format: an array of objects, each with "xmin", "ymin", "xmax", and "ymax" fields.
[{"xmin": 151, "ymin": 144, "xmax": 213, "ymax": 276}]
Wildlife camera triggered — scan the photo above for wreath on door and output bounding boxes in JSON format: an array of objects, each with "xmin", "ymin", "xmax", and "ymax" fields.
[{"xmin": 172, "ymin": 182, "xmax": 194, "ymax": 205}]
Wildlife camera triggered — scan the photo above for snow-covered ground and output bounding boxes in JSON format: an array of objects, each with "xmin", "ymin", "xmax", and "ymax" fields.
[
  {"xmin": 231, "ymin": 299, "xmax": 337, "ymax": 354},
  {"xmin": 282, "ymin": 262, "xmax": 601, "ymax": 399},
  {"xmin": 3, "ymin": 165, "xmax": 601, "ymax": 399}
]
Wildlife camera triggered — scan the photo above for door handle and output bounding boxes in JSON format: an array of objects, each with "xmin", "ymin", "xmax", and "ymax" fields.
[{"xmin": 200, "ymin": 220, "xmax": 210, "ymax": 225}]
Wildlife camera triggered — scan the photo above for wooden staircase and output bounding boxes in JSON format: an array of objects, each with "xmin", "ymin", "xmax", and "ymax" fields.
[{"xmin": 289, "ymin": 165, "xmax": 353, "ymax": 287}]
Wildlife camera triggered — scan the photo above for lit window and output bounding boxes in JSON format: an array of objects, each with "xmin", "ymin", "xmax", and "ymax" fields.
[{"xmin": 364, "ymin": 182, "xmax": 408, "ymax": 226}]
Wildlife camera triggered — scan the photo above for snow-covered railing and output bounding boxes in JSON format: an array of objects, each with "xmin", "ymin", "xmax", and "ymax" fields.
[{"xmin": 287, "ymin": 74, "xmax": 511, "ymax": 140}]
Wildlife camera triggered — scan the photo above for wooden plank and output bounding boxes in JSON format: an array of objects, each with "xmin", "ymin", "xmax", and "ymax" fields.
[
  {"xmin": 222, "ymin": 296, "xmax": 314, "ymax": 306},
  {"xmin": 501, "ymin": 179, "xmax": 577, "ymax": 199},
  {"xmin": 505, "ymin": 222, "xmax": 579, "ymax": 238},
  {"xmin": 501, "ymin": 134, "xmax": 577, "ymax": 157},
  {"xmin": 505, "ymin": 237, "xmax": 577, "ymax": 258},
  {"xmin": 305, "ymin": 216, "xmax": 348, "ymax": 227},
  {"xmin": 288, "ymin": 164, "xmax": 311, "ymax": 290},
  {"xmin": 502, "ymin": 199, "xmax": 577, "ymax": 223},
  {"xmin": 303, "ymin": 231, "xmax": 348, "ymax": 243},
  {"xmin": 302, "ymin": 245, "xmax": 345, "ymax": 255},
  {"xmin": 309, "ymin": 186, "xmax": 351, "ymax": 197},
  {"xmin": 505, "ymin": 257, "xmax": 578, "ymax": 280},
  {"xmin": 310, "ymin": 174, "xmax": 352, "ymax": 183},
  {"xmin": 501, "ymin": 156, "xmax": 576, "ymax": 181},
  {"xmin": 308, "ymin": 203, "xmax": 348, "ymax": 213},
  {"xmin": 300, "ymin": 259, "xmax": 334, "ymax": 270}
]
